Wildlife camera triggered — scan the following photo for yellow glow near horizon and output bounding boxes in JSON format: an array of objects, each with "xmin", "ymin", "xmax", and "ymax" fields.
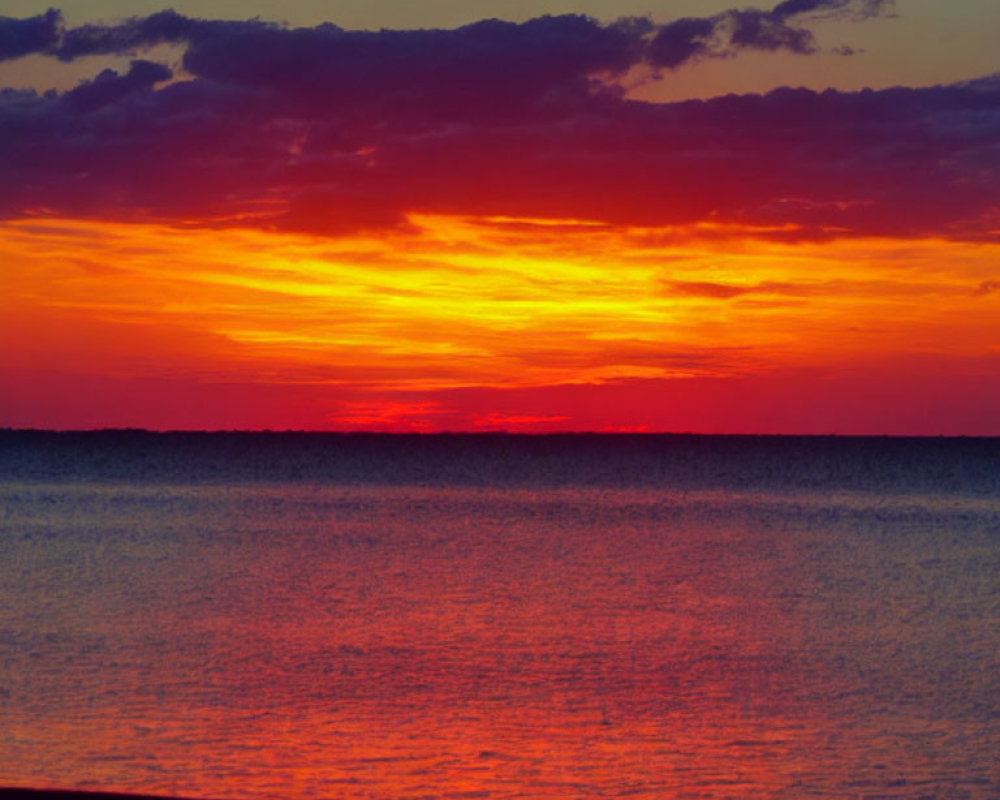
[{"xmin": 2, "ymin": 214, "xmax": 999, "ymax": 396}]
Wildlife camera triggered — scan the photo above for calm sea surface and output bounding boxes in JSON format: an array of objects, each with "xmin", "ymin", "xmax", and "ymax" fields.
[{"xmin": 1, "ymin": 433, "xmax": 999, "ymax": 799}]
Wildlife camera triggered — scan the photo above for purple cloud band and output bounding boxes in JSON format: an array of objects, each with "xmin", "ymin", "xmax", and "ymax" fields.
[
  {"xmin": 2, "ymin": 1, "xmax": 893, "ymax": 65},
  {"xmin": 3, "ymin": 1, "xmax": 997, "ymax": 241}
]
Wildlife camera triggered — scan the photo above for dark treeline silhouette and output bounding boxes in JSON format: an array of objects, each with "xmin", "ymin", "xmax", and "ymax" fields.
[{"xmin": 1, "ymin": 430, "xmax": 998, "ymax": 494}]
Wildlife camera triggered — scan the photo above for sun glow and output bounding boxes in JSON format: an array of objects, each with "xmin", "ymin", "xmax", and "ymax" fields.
[{"xmin": 2, "ymin": 213, "xmax": 998, "ymax": 430}]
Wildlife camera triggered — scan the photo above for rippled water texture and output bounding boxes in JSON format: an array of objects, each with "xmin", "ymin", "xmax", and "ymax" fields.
[{"xmin": 1, "ymin": 435, "xmax": 999, "ymax": 799}]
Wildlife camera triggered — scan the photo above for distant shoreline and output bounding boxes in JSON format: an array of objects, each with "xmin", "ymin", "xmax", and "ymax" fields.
[
  {"xmin": 1, "ymin": 428, "xmax": 996, "ymax": 439},
  {"xmin": 0, "ymin": 790, "xmax": 208, "ymax": 800}
]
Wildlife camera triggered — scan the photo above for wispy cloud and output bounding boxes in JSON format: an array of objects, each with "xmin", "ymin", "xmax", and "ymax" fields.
[
  {"xmin": 665, "ymin": 280, "xmax": 815, "ymax": 298},
  {"xmin": 648, "ymin": 0, "xmax": 894, "ymax": 68}
]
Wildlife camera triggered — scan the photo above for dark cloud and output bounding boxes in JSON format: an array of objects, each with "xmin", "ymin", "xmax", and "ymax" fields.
[
  {"xmin": 0, "ymin": 8, "xmax": 62, "ymax": 61},
  {"xmin": 36, "ymin": 0, "xmax": 890, "ymax": 72},
  {"xmin": 646, "ymin": 18, "xmax": 717, "ymax": 69},
  {"xmin": 0, "ymin": 4, "xmax": 995, "ymax": 241},
  {"xmin": 177, "ymin": 14, "xmax": 646, "ymax": 122},
  {"xmin": 36, "ymin": 1, "xmax": 887, "ymax": 76},
  {"xmin": 649, "ymin": 11, "xmax": 814, "ymax": 69},
  {"xmin": 771, "ymin": 0, "xmax": 894, "ymax": 20},
  {"xmin": 729, "ymin": 10, "xmax": 814, "ymax": 53},
  {"xmin": 648, "ymin": 0, "xmax": 894, "ymax": 68},
  {"xmin": 64, "ymin": 59, "xmax": 172, "ymax": 113},
  {"xmin": 58, "ymin": 9, "xmax": 198, "ymax": 61}
]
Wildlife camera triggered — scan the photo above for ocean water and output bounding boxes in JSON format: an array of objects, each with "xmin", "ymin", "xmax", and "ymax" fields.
[{"xmin": 1, "ymin": 432, "xmax": 999, "ymax": 800}]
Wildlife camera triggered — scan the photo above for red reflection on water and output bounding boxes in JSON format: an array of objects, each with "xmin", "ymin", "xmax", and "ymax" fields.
[{"xmin": 4, "ymin": 485, "xmax": 998, "ymax": 799}]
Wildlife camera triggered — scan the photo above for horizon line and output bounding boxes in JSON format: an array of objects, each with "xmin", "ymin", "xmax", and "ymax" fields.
[{"xmin": 2, "ymin": 427, "xmax": 996, "ymax": 440}]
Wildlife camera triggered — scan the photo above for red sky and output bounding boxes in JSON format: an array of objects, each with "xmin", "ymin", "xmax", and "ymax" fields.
[{"xmin": 1, "ymin": 0, "xmax": 999, "ymax": 433}]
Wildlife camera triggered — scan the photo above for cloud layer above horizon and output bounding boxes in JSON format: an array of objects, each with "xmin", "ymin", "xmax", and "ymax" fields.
[{"xmin": 3, "ymin": 0, "xmax": 997, "ymax": 241}]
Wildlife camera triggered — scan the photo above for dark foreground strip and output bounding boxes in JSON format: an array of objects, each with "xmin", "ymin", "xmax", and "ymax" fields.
[{"xmin": 1, "ymin": 790, "xmax": 212, "ymax": 800}]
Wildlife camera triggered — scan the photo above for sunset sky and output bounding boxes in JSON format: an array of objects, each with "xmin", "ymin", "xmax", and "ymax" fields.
[{"xmin": 1, "ymin": 0, "xmax": 998, "ymax": 433}]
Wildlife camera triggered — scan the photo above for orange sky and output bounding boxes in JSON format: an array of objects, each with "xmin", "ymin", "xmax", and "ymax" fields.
[
  {"xmin": 3, "ymin": 214, "xmax": 998, "ymax": 432},
  {"xmin": 1, "ymin": 1, "xmax": 999, "ymax": 433}
]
